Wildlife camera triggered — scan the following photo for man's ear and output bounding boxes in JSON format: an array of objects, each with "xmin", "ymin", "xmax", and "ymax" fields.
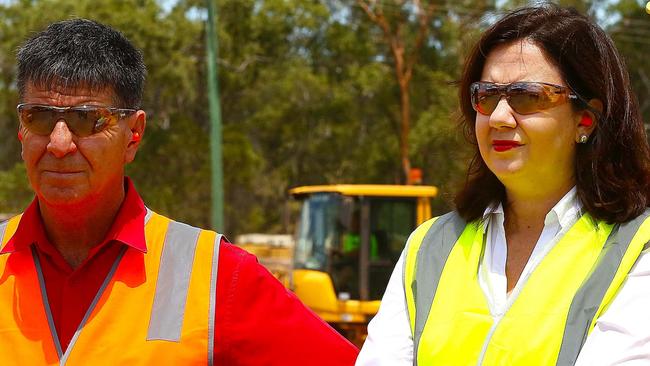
[
  {"xmin": 18, "ymin": 125, "xmax": 25, "ymax": 160},
  {"xmin": 125, "ymin": 110, "xmax": 146, "ymax": 164},
  {"xmin": 576, "ymin": 99, "xmax": 602, "ymax": 141}
]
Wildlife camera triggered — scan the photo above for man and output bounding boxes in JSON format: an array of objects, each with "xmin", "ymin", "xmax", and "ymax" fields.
[{"xmin": 0, "ymin": 19, "xmax": 358, "ymax": 365}]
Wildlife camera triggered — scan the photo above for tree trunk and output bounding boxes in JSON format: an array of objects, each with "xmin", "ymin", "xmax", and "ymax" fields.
[
  {"xmin": 398, "ymin": 76, "xmax": 411, "ymax": 184},
  {"xmin": 357, "ymin": 0, "xmax": 432, "ymax": 184}
]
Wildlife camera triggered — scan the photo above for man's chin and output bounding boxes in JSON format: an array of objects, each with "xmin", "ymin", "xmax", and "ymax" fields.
[{"xmin": 37, "ymin": 187, "xmax": 89, "ymax": 208}]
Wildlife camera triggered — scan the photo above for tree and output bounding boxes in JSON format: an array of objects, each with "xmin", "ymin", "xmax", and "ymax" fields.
[
  {"xmin": 0, "ymin": 0, "xmax": 480, "ymax": 230},
  {"xmin": 606, "ymin": 0, "xmax": 650, "ymax": 124},
  {"xmin": 357, "ymin": 0, "xmax": 435, "ymax": 183},
  {"xmin": 7, "ymin": 0, "xmax": 644, "ymax": 238}
]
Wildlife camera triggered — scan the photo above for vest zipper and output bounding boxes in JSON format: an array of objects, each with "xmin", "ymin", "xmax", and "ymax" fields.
[
  {"xmin": 475, "ymin": 217, "xmax": 577, "ymax": 365},
  {"xmin": 475, "ymin": 266, "xmax": 537, "ymax": 365},
  {"xmin": 476, "ymin": 313, "xmax": 502, "ymax": 365}
]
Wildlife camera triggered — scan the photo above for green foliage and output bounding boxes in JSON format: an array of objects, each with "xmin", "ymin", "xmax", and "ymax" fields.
[
  {"xmin": 2, "ymin": 0, "xmax": 645, "ymax": 235},
  {"xmin": 607, "ymin": 0, "xmax": 650, "ymax": 124},
  {"xmin": 0, "ymin": 162, "xmax": 32, "ymax": 214}
]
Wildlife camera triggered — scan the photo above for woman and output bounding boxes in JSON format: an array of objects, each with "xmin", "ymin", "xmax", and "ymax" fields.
[{"xmin": 356, "ymin": 4, "xmax": 650, "ymax": 365}]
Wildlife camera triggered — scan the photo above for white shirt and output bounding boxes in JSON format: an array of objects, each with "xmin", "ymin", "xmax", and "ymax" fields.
[
  {"xmin": 574, "ymin": 248, "xmax": 650, "ymax": 365},
  {"xmin": 357, "ymin": 188, "xmax": 584, "ymax": 365}
]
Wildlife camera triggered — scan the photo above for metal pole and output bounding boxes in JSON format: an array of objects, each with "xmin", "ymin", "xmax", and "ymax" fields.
[
  {"xmin": 205, "ymin": 0, "xmax": 225, "ymax": 231},
  {"xmin": 360, "ymin": 198, "xmax": 370, "ymax": 301}
]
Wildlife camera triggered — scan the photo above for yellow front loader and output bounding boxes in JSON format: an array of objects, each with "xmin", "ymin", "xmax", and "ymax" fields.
[{"xmin": 288, "ymin": 185, "xmax": 437, "ymax": 346}]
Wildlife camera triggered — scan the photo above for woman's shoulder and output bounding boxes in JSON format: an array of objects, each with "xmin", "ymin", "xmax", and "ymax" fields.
[
  {"xmin": 413, "ymin": 211, "xmax": 468, "ymax": 235},
  {"xmin": 405, "ymin": 211, "xmax": 470, "ymax": 251}
]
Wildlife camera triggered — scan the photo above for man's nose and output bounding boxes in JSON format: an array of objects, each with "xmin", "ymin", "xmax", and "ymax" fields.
[{"xmin": 46, "ymin": 120, "xmax": 78, "ymax": 158}]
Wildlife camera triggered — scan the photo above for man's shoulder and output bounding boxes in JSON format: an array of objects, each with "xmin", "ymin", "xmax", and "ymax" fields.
[
  {"xmin": 0, "ymin": 213, "xmax": 25, "ymax": 246},
  {"xmin": 0, "ymin": 213, "xmax": 24, "ymax": 225},
  {"xmin": 158, "ymin": 216, "xmax": 253, "ymax": 261},
  {"xmin": 151, "ymin": 212, "xmax": 270, "ymax": 283},
  {"xmin": 217, "ymin": 240, "xmax": 257, "ymax": 268}
]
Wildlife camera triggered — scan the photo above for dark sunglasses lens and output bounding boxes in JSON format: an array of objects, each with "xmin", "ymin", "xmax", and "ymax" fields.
[
  {"xmin": 508, "ymin": 84, "xmax": 544, "ymax": 114},
  {"xmin": 89, "ymin": 110, "xmax": 116, "ymax": 134},
  {"xmin": 19, "ymin": 106, "xmax": 57, "ymax": 136},
  {"xmin": 472, "ymin": 84, "xmax": 500, "ymax": 115},
  {"xmin": 67, "ymin": 109, "xmax": 99, "ymax": 137},
  {"xmin": 18, "ymin": 106, "xmax": 116, "ymax": 137}
]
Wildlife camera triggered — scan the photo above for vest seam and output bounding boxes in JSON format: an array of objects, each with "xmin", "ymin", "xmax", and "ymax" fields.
[
  {"xmin": 59, "ymin": 246, "xmax": 128, "ymax": 366},
  {"xmin": 31, "ymin": 245, "xmax": 64, "ymax": 359},
  {"xmin": 207, "ymin": 234, "xmax": 222, "ymax": 366}
]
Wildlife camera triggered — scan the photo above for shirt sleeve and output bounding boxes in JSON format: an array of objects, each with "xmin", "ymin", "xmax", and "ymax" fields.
[
  {"xmin": 214, "ymin": 243, "xmax": 359, "ymax": 366},
  {"xmin": 356, "ymin": 249, "xmax": 413, "ymax": 366},
  {"xmin": 575, "ymin": 250, "xmax": 650, "ymax": 365}
]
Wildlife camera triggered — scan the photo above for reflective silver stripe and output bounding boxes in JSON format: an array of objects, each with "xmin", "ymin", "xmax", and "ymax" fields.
[
  {"xmin": 144, "ymin": 207, "xmax": 153, "ymax": 225},
  {"xmin": 410, "ymin": 210, "xmax": 650, "ymax": 366},
  {"xmin": 555, "ymin": 210, "xmax": 650, "ymax": 365},
  {"xmin": 147, "ymin": 221, "xmax": 201, "ymax": 341},
  {"xmin": 60, "ymin": 246, "xmax": 127, "ymax": 366},
  {"xmin": 412, "ymin": 212, "xmax": 466, "ymax": 366},
  {"xmin": 0, "ymin": 220, "xmax": 8, "ymax": 246},
  {"xmin": 207, "ymin": 234, "xmax": 222, "ymax": 366},
  {"xmin": 31, "ymin": 245, "xmax": 64, "ymax": 359}
]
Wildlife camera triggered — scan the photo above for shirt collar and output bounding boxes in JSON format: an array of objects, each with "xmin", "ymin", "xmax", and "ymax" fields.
[
  {"xmin": 482, "ymin": 186, "xmax": 582, "ymax": 231},
  {"xmin": 549, "ymin": 186, "xmax": 581, "ymax": 229},
  {"xmin": 1, "ymin": 177, "xmax": 148, "ymax": 255}
]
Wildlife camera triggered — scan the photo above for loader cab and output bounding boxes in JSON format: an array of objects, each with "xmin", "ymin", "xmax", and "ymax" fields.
[
  {"xmin": 293, "ymin": 191, "xmax": 423, "ymax": 300},
  {"xmin": 290, "ymin": 185, "xmax": 437, "ymax": 310}
]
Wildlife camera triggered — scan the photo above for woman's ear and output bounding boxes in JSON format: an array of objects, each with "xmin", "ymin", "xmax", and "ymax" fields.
[{"xmin": 576, "ymin": 99, "xmax": 602, "ymax": 142}]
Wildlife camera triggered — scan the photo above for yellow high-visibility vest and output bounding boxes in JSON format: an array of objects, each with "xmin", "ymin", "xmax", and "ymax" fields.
[
  {"xmin": 0, "ymin": 210, "xmax": 221, "ymax": 365},
  {"xmin": 404, "ymin": 210, "xmax": 650, "ymax": 365}
]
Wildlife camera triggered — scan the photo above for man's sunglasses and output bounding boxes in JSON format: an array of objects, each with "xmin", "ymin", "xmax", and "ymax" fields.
[
  {"xmin": 16, "ymin": 104, "xmax": 137, "ymax": 137},
  {"xmin": 470, "ymin": 81, "xmax": 578, "ymax": 115}
]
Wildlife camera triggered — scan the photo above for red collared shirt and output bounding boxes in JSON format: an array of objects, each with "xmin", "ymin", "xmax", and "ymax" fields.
[
  {"xmin": 3, "ymin": 178, "xmax": 358, "ymax": 365},
  {"xmin": 2, "ymin": 178, "xmax": 148, "ymax": 352}
]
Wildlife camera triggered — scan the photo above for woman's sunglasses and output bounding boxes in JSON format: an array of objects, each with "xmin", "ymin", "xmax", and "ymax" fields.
[
  {"xmin": 16, "ymin": 104, "xmax": 137, "ymax": 137},
  {"xmin": 470, "ymin": 81, "xmax": 578, "ymax": 115}
]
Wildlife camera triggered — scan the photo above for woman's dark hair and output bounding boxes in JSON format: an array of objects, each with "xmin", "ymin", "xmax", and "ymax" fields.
[
  {"xmin": 17, "ymin": 19, "xmax": 146, "ymax": 108},
  {"xmin": 455, "ymin": 4, "xmax": 650, "ymax": 224}
]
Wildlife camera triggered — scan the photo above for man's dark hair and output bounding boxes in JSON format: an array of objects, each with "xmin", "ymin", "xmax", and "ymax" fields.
[
  {"xmin": 455, "ymin": 4, "xmax": 650, "ymax": 224},
  {"xmin": 17, "ymin": 18, "xmax": 146, "ymax": 108}
]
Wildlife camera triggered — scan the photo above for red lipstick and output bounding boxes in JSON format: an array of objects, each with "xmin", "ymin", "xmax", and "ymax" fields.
[{"xmin": 492, "ymin": 140, "xmax": 521, "ymax": 152}]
